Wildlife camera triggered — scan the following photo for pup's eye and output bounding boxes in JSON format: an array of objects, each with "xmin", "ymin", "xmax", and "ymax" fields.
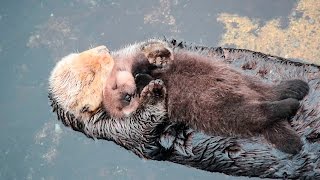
[{"xmin": 124, "ymin": 94, "xmax": 132, "ymax": 102}]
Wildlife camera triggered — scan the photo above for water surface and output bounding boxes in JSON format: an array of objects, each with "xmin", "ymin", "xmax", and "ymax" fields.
[{"xmin": 1, "ymin": 0, "xmax": 318, "ymax": 179}]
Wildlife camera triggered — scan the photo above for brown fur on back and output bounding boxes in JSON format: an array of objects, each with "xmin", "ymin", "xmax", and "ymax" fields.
[
  {"xmin": 152, "ymin": 51, "xmax": 273, "ymax": 136},
  {"xmin": 147, "ymin": 48, "xmax": 309, "ymax": 154},
  {"xmin": 105, "ymin": 40, "xmax": 308, "ymax": 154}
]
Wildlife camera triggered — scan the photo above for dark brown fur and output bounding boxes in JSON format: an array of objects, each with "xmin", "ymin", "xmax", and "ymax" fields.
[
  {"xmin": 104, "ymin": 40, "xmax": 309, "ymax": 154},
  {"xmin": 147, "ymin": 47, "xmax": 309, "ymax": 154},
  {"xmin": 103, "ymin": 50, "xmax": 156, "ymax": 118}
]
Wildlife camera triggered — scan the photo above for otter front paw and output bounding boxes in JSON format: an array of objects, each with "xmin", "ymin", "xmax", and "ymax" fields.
[
  {"xmin": 275, "ymin": 79, "xmax": 309, "ymax": 100},
  {"xmin": 140, "ymin": 79, "xmax": 166, "ymax": 105},
  {"xmin": 141, "ymin": 41, "xmax": 174, "ymax": 68}
]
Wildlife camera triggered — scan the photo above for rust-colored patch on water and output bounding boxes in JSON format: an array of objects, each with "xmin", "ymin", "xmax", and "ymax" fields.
[
  {"xmin": 144, "ymin": 0, "xmax": 179, "ymax": 33},
  {"xmin": 218, "ymin": 0, "xmax": 320, "ymax": 64}
]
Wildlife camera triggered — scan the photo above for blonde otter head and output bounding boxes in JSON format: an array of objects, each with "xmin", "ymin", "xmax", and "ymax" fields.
[
  {"xmin": 49, "ymin": 46, "xmax": 114, "ymax": 120},
  {"xmin": 103, "ymin": 70, "xmax": 140, "ymax": 118}
]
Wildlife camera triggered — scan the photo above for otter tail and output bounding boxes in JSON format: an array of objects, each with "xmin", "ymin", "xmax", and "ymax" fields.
[{"xmin": 263, "ymin": 121, "xmax": 302, "ymax": 155}]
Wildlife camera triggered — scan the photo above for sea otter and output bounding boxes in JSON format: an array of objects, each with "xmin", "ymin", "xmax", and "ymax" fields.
[
  {"xmin": 48, "ymin": 40, "xmax": 320, "ymax": 178},
  {"xmin": 103, "ymin": 39, "xmax": 309, "ymax": 154},
  {"xmin": 49, "ymin": 44, "xmax": 185, "ymax": 157},
  {"xmin": 102, "ymin": 40, "xmax": 170, "ymax": 118}
]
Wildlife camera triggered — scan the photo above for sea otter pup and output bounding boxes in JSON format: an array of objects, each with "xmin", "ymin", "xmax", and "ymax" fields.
[
  {"xmin": 49, "ymin": 44, "xmax": 186, "ymax": 157},
  {"xmin": 104, "ymin": 39, "xmax": 309, "ymax": 154},
  {"xmin": 102, "ymin": 40, "xmax": 169, "ymax": 118}
]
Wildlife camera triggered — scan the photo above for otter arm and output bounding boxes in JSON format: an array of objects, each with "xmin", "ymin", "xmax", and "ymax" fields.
[{"xmin": 49, "ymin": 39, "xmax": 320, "ymax": 179}]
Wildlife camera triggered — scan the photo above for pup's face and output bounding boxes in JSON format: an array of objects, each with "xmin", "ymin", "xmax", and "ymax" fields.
[{"xmin": 103, "ymin": 71, "xmax": 140, "ymax": 118}]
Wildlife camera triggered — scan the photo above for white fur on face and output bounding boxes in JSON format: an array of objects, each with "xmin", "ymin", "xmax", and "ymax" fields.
[
  {"xmin": 49, "ymin": 53, "xmax": 81, "ymax": 111},
  {"xmin": 116, "ymin": 71, "xmax": 135, "ymax": 88},
  {"xmin": 49, "ymin": 46, "xmax": 114, "ymax": 119}
]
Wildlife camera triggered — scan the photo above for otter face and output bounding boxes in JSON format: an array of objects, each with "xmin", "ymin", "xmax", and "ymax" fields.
[
  {"xmin": 49, "ymin": 45, "xmax": 114, "ymax": 120},
  {"xmin": 103, "ymin": 70, "xmax": 140, "ymax": 118}
]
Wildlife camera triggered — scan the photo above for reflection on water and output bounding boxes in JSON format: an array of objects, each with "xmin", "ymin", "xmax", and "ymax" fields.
[{"xmin": 0, "ymin": 0, "xmax": 317, "ymax": 179}]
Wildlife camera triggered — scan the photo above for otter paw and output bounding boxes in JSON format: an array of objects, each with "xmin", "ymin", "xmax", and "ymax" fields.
[
  {"xmin": 141, "ymin": 41, "xmax": 173, "ymax": 68},
  {"xmin": 275, "ymin": 79, "xmax": 309, "ymax": 100},
  {"xmin": 153, "ymin": 79, "xmax": 166, "ymax": 98},
  {"xmin": 140, "ymin": 79, "xmax": 166, "ymax": 104},
  {"xmin": 159, "ymin": 124, "xmax": 194, "ymax": 157}
]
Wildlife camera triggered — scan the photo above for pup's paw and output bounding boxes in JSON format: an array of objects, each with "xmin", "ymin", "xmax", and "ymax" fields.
[
  {"xmin": 140, "ymin": 79, "xmax": 166, "ymax": 104},
  {"xmin": 275, "ymin": 79, "xmax": 309, "ymax": 100},
  {"xmin": 141, "ymin": 40, "xmax": 173, "ymax": 68}
]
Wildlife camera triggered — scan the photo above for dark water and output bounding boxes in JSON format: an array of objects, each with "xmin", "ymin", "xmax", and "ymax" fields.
[{"xmin": 0, "ymin": 0, "xmax": 298, "ymax": 179}]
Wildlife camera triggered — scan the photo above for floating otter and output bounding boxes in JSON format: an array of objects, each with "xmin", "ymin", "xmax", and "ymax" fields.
[
  {"xmin": 102, "ymin": 47, "xmax": 156, "ymax": 118},
  {"xmin": 103, "ymin": 39, "xmax": 309, "ymax": 154},
  {"xmin": 48, "ymin": 44, "xmax": 178, "ymax": 158},
  {"xmin": 48, "ymin": 39, "xmax": 320, "ymax": 179}
]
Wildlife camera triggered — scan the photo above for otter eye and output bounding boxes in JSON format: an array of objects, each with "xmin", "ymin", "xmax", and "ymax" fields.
[{"xmin": 124, "ymin": 94, "xmax": 132, "ymax": 102}]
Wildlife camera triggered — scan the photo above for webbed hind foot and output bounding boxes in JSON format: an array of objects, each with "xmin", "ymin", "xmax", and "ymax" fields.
[
  {"xmin": 263, "ymin": 98, "xmax": 300, "ymax": 120},
  {"xmin": 263, "ymin": 121, "xmax": 302, "ymax": 155},
  {"xmin": 274, "ymin": 79, "xmax": 309, "ymax": 100}
]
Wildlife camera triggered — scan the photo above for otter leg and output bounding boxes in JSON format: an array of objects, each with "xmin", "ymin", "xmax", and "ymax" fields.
[
  {"xmin": 273, "ymin": 79, "xmax": 309, "ymax": 100},
  {"xmin": 262, "ymin": 121, "xmax": 302, "ymax": 154},
  {"xmin": 246, "ymin": 79, "xmax": 309, "ymax": 101},
  {"xmin": 236, "ymin": 98, "xmax": 300, "ymax": 132},
  {"xmin": 140, "ymin": 79, "xmax": 166, "ymax": 105},
  {"xmin": 141, "ymin": 40, "xmax": 173, "ymax": 68},
  {"xmin": 262, "ymin": 98, "xmax": 300, "ymax": 120}
]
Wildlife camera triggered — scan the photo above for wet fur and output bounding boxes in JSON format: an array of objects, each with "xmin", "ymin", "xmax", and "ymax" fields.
[
  {"xmin": 102, "ymin": 41, "xmax": 161, "ymax": 118},
  {"xmin": 149, "ymin": 49, "xmax": 308, "ymax": 154},
  {"xmin": 108, "ymin": 40, "xmax": 309, "ymax": 154},
  {"xmin": 48, "ymin": 39, "xmax": 320, "ymax": 178}
]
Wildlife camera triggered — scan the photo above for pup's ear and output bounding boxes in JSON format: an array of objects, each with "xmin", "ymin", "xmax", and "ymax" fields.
[{"xmin": 141, "ymin": 40, "xmax": 174, "ymax": 68}]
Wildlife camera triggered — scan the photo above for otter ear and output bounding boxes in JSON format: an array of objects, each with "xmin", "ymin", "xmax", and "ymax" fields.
[{"xmin": 141, "ymin": 41, "xmax": 174, "ymax": 68}]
